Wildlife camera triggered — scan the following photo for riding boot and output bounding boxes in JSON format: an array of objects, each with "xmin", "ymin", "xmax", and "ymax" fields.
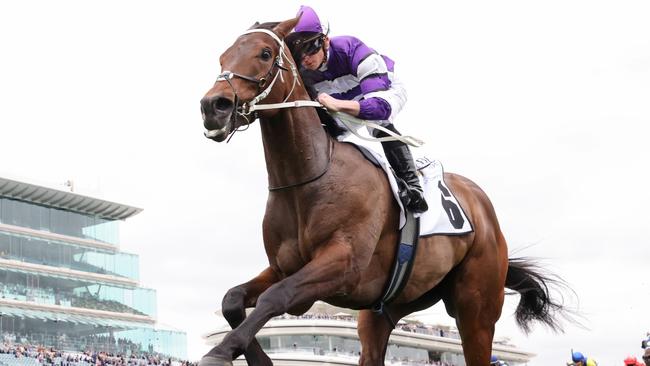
[{"xmin": 378, "ymin": 126, "xmax": 428, "ymax": 214}]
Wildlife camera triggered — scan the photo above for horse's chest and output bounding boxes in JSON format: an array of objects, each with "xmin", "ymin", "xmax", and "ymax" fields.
[{"xmin": 274, "ymin": 239, "xmax": 308, "ymax": 276}]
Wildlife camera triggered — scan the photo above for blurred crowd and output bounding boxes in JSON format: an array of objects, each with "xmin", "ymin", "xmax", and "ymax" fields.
[{"xmin": 0, "ymin": 340, "xmax": 195, "ymax": 366}]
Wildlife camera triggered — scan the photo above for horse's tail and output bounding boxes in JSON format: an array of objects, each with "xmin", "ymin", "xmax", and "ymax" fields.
[{"xmin": 505, "ymin": 257, "xmax": 572, "ymax": 334}]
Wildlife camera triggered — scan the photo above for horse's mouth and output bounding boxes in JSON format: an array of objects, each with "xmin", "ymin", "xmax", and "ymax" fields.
[
  {"xmin": 204, "ymin": 127, "xmax": 229, "ymax": 142},
  {"xmin": 203, "ymin": 115, "xmax": 233, "ymax": 142}
]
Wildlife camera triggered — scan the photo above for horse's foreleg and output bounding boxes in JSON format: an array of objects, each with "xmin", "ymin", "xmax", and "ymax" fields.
[
  {"xmin": 201, "ymin": 243, "xmax": 358, "ymax": 365},
  {"xmin": 220, "ymin": 267, "xmax": 279, "ymax": 366}
]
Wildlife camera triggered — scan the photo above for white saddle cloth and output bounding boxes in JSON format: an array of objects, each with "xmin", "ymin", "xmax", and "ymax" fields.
[{"xmin": 339, "ymin": 135, "xmax": 473, "ymax": 236}]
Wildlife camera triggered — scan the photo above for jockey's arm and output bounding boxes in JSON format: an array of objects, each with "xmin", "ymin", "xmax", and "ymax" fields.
[
  {"xmin": 316, "ymin": 93, "xmax": 360, "ymax": 115},
  {"xmin": 317, "ymin": 93, "xmax": 391, "ymax": 120},
  {"xmin": 316, "ymin": 38, "xmax": 394, "ymax": 120}
]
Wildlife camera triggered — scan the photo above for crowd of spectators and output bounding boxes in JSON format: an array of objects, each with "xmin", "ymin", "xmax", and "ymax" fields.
[
  {"xmin": 0, "ymin": 284, "xmax": 145, "ymax": 316},
  {"xmin": 0, "ymin": 338, "xmax": 194, "ymax": 366},
  {"xmin": 395, "ymin": 323, "xmax": 461, "ymax": 340},
  {"xmin": 388, "ymin": 354, "xmax": 456, "ymax": 365},
  {"xmin": 2, "ymin": 333, "xmax": 149, "ymax": 360},
  {"xmin": 386, "ymin": 356, "xmax": 457, "ymax": 365},
  {"xmin": 275, "ymin": 312, "xmax": 462, "ymax": 339}
]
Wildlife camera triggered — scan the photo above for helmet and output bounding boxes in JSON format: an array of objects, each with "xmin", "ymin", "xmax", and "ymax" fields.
[
  {"xmin": 625, "ymin": 356, "xmax": 638, "ymax": 365},
  {"xmin": 288, "ymin": 6, "xmax": 329, "ymax": 60},
  {"xmin": 295, "ymin": 5, "xmax": 323, "ymax": 33},
  {"xmin": 490, "ymin": 355, "xmax": 499, "ymax": 364},
  {"xmin": 572, "ymin": 352, "xmax": 586, "ymax": 363}
]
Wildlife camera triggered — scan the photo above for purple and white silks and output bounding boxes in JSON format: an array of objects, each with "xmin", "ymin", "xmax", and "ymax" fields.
[{"xmin": 311, "ymin": 36, "xmax": 407, "ymax": 126}]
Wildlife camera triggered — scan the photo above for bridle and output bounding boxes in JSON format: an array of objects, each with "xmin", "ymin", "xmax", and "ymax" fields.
[
  {"xmin": 203, "ymin": 28, "xmax": 420, "ymax": 148},
  {"xmin": 204, "ymin": 28, "xmax": 321, "ymax": 142},
  {"xmin": 205, "ymin": 27, "xmax": 330, "ymax": 191}
]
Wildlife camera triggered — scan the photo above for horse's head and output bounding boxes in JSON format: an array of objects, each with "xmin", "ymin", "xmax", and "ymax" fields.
[{"xmin": 201, "ymin": 18, "xmax": 300, "ymax": 142}]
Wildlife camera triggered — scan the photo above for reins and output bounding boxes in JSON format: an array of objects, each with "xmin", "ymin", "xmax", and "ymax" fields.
[
  {"xmin": 207, "ymin": 27, "xmax": 422, "ymax": 191},
  {"xmin": 207, "ymin": 28, "xmax": 422, "ymax": 145},
  {"xmin": 212, "ymin": 28, "xmax": 334, "ymax": 191}
]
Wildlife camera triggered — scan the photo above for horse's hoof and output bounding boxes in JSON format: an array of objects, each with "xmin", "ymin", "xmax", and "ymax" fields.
[{"xmin": 199, "ymin": 355, "xmax": 233, "ymax": 366}]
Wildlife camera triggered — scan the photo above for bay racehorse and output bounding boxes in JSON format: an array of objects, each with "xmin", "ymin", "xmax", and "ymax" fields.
[{"xmin": 199, "ymin": 17, "xmax": 568, "ymax": 366}]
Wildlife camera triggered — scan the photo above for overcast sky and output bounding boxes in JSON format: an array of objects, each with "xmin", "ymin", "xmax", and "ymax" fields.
[{"xmin": 1, "ymin": 1, "xmax": 649, "ymax": 365}]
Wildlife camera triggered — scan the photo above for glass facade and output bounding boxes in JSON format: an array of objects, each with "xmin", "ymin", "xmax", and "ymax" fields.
[
  {"xmin": 0, "ymin": 198, "xmax": 119, "ymax": 245},
  {"xmin": 0, "ymin": 230, "xmax": 139, "ymax": 281},
  {"xmin": 0, "ymin": 190, "xmax": 186, "ymax": 360},
  {"xmin": 117, "ymin": 328, "xmax": 188, "ymax": 360},
  {"xmin": 0, "ymin": 270, "xmax": 156, "ymax": 317},
  {"xmin": 259, "ymin": 334, "xmax": 361, "ymax": 358}
]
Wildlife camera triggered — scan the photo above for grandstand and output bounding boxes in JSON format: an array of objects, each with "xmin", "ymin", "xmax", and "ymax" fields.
[
  {"xmin": 205, "ymin": 301, "xmax": 535, "ymax": 365},
  {"xmin": 0, "ymin": 176, "xmax": 187, "ymax": 360}
]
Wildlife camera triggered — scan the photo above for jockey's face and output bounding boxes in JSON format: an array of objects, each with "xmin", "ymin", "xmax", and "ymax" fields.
[{"xmin": 301, "ymin": 37, "xmax": 329, "ymax": 70}]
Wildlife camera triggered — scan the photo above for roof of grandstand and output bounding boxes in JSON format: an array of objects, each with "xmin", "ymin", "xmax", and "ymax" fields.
[{"xmin": 0, "ymin": 176, "xmax": 142, "ymax": 221}]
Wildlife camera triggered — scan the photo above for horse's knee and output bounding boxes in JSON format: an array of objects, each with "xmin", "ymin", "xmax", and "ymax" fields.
[
  {"xmin": 255, "ymin": 282, "xmax": 292, "ymax": 315},
  {"xmin": 222, "ymin": 287, "xmax": 247, "ymax": 326}
]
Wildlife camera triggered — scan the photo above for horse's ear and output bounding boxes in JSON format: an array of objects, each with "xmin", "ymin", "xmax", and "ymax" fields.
[
  {"xmin": 273, "ymin": 17, "xmax": 300, "ymax": 40},
  {"xmin": 248, "ymin": 21, "xmax": 261, "ymax": 30}
]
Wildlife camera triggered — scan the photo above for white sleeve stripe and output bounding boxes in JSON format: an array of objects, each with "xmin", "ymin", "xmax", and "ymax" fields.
[
  {"xmin": 313, "ymin": 74, "xmax": 360, "ymax": 95},
  {"xmin": 357, "ymin": 54, "xmax": 388, "ymax": 81},
  {"xmin": 360, "ymin": 72, "xmax": 388, "ymax": 83}
]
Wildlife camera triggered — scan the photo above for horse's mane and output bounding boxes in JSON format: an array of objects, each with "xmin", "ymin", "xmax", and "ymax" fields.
[{"xmin": 250, "ymin": 22, "xmax": 280, "ymax": 30}]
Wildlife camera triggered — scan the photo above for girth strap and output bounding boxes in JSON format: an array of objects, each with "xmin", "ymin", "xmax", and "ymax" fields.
[{"xmin": 371, "ymin": 209, "xmax": 420, "ymax": 325}]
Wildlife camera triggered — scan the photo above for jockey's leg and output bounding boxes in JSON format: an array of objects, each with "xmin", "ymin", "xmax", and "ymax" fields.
[
  {"xmin": 220, "ymin": 267, "xmax": 279, "ymax": 366},
  {"xmin": 378, "ymin": 124, "xmax": 428, "ymax": 213}
]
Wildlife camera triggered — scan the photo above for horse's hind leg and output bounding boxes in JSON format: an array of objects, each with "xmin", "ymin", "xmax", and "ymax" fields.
[
  {"xmin": 358, "ymin": 289, "xmax": 446, "ymax": 366},
  {"xmin": 220, "ymin": 267, "xmax": 279, "ymax": 366},
  {"xmin": 357, "ymin": 309, "xmax": 395, "ymax": 366},
  {"xmin": 443, "ymin": 234, "xmax": 508, "ymax": 366}
]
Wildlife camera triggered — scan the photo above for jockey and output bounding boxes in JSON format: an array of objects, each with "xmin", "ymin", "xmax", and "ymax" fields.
[
  {"xmin": 285, "ymin": 5, "xmax": 428, "ymax": 214},
  {"xmin": 571, "ymin": 351, "xmax": 598, "ymax": 366}
]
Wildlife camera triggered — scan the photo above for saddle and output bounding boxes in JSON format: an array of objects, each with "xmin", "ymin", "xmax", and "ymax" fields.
[{"xmin": 343, "ymin": 142, "xmax": 473, "ymax": 316}]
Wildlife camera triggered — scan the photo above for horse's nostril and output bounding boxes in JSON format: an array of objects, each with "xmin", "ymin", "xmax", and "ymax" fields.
[{"xmin": 213, "ymin": 97, "xmax": 234, "ymax": 112}]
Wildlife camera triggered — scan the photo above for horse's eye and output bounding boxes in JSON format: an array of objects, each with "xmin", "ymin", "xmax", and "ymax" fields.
[{"xmin": 260, "ymin": 49, "xmax": 272, "ymax": 61}]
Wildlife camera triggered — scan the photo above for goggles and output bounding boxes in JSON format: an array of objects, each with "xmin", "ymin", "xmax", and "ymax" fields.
[{"xmin": 291, "ymin": 33, "xmax": 325, "ymax": 58}]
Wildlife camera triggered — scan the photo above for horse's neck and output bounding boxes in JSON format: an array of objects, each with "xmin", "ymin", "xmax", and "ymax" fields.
[{"xmin": 259, "ymin": 106, "xmax": 330, "ymax": 191}]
